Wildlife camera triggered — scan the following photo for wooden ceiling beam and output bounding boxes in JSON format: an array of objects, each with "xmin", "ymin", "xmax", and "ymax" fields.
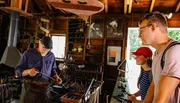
[
  {"xmin": 128, "ymin": 0, "xmax": 132, "ymax": 14},
  {"xmin": 149, "ymin": 0, "xmax": 155, "ymax": 12},
  {"xmin": 175, "ymin": 1, "xmax": 180, "ymax": 12},
  {"xmin": 104, "ymin": 0, "xmax": 108, "ymax": 13},
  {"xmin": 124, "ymin": 0, "xmax": 127, "ymax": 14},
  {"xmin": 59, "ymin": 9, "xmax": 70, "ymax": 15},
  {"xmin": 34, "ymin": 0, "xmax": 52, "ymax": 12},
  {"xmin": 32, "ymin": 0, "xmax": 44, "ymax": 12},
  {"xmin": 45, "ymin": 0, "xmax": 54, "ymax": 12}
]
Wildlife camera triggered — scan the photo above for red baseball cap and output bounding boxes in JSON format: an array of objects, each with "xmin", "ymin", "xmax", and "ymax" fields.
[{"xmin": 131, "ymin": 47, "xmax": 152, "ymax": 57}]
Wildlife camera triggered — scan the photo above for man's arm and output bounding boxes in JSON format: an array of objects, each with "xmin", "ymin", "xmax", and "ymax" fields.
[
  {"xmin": 15, "ymin": 51, "xmax": 39, "ymax": 77},
  {"xmin": 143, "ymin": 80, "xmax": 154, "ymax": 103},
  {"xmin": 15, "ymin": 51, "xmax": 28, "ymax": 77},
  {"xmin": 128, "ymin": 93, "xmax": 143, "ymax": 103},
  {"xmin": 22, "ymin": 68, "xmax": 39, "ymax": 77},
  {"xmin": 134, "ymin": 90, "xmax": 140, "ymax": 97},
  {"xmin": 153, "ymin": 75, "xmax": 179, "ymax": 103},
  {"xmin": 51, "ymin": 56, "xmax": 62, "ymax": 84},
  {"xmin": 51, "ymin": 57, "xmax": 58, "ymax": 77}
]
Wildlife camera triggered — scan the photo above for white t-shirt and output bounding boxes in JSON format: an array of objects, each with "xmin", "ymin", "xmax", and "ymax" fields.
[{"xmin": 152, "ymin": 40, "xmax": 180, "ymax": 103}]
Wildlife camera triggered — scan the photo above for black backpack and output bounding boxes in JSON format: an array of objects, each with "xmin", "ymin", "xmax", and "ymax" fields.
[{"xmin": 160, "ymin": 41, "xmax": 180, "ymax": 88}]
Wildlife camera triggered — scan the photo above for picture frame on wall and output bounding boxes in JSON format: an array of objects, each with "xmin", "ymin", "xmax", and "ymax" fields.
[
  {"xmin": 86, "ymin": 16, "xmax": 104, "ymax": 39},
  {"xmin": 106, "ymin": 17, "xmax": 125, "ymax": 38},
  {"xmin": 107, "ymin": 46, "xmax": 121, "ymax": 66}
]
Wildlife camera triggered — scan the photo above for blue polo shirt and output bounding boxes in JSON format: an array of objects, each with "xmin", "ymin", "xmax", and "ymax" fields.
[{"xmin": 15, "ymin": 48, "xmax": 57, "ymax": 81}]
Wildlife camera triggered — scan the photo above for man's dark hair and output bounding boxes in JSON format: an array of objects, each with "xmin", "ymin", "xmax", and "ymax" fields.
[{"xmin": 40, "ymin": 36, "xmax": 53, "ymax": 49}]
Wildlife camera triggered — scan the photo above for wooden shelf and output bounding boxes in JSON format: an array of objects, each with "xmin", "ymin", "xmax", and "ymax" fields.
[
  {"xmin": 71, "ymin": 54, "xmax": 83, "ymax": 57},
  {"xmin": 86, "ymin": 54, "xmax": 103, "ymax": 57},
  {"xmin": 68, "ymin": 37, "xmax": 84, "ymax": 39},
  {"xmin": 68, "ymin": 41, "xmax": 84, "ymax": 44},
  {"xmin": 0, "ymin": 7, "xmax": 33, "ymax": 17},
  {"xmin": 68, "ymin": 51, "xmax": 84, "ymax": 54},
  {"xmin": 85, "ymin": 37, "xmax": 104, "ymax": 40},
  {"xmin": 87, "ymin": 45, "xmax": 104, "ymax": 49}
]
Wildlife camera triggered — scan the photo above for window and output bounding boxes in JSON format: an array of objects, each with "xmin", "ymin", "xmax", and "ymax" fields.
[
  {"xmin": 126, "ymin": 28, "xmax": 142, "ymax": 98},
  {"xmin": 168, "ymin": 28, "xmax": 180, "ymax": 41},
  {"xmin": 51, "ymin": 35, "xmax": 66, "ymax": 58}
]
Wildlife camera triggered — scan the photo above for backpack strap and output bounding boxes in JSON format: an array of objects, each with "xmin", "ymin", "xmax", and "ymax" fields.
[
  {"xmin": 160, "ymin": 41, "xmax": 180, "ymax": 88},
  {"xmin": 161, "ymin": 41, "xmax": 180, "ymax": 69}
]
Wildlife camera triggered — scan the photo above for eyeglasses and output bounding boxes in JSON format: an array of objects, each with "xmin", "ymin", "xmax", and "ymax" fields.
[{"xmin": 139, "ymin": 24, "xmax": 152, "ymax": 34}]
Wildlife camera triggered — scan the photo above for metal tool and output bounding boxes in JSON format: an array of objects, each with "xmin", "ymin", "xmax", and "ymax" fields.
[{"xmin": 39, "ymin": 72, "xmax": 55, "ymax": 81}]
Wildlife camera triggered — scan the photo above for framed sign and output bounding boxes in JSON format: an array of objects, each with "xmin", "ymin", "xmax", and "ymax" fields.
[
  {"xmin": 107, "ymin": 46, "xmax": 121, "ymax": 66},
  {"xmin": 87, "ymin": 17, "xmax": 104, "ymax": 39},
  {"xmin": 106, "ymin": 17, "xmax": 125, "ymax": 38}
]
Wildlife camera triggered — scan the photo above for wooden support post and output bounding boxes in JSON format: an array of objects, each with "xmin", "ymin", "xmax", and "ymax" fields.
[
  {"xmin": 128, "ymin": 0, "xmax": 132, "ymax": 14},
  {"xmin": 25, "ymin": 0, "xmax": 29, "ymax": 12},
  {"xmin": 175, "ymin": 1, "xmax": 180, "ymax": 12},
  {"xmin": 124, "ymin": 0, "xmax": 127, "ymax": 14},
  {"xmin": 149, "ymin": 0, "xmax": 155, "ymax": 12},
  {"xmin": 104, "ymin": 0, "xmax": 108, "ymax": 13}
]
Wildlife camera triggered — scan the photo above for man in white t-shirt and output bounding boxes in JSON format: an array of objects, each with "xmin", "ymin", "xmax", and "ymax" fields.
[{"xmin": 138, "ymin": 11, "xmax": 180, "ymax": 103}]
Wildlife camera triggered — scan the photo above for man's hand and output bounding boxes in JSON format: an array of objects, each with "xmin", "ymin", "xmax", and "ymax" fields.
[
  {"xmin": 127, "ymin": 94, "xmax": 136, "ymax": 102},
  {"xmin": 54, "ymin": 74, "xmax": 62, "ymax": 84},
  {"xmin": 22, "ymin": 68, "xmax": 39, "ymax": 77},
  {"xmin": 28, "ymin": 68, "xmax": 39, "ymax": 76}
]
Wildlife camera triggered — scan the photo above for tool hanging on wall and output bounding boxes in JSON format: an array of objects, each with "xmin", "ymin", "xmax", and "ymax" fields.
[
  {"xmin": 39, "ymin": 18, "xmax": 50, "ymax": 36},
  {"xmin": 86, "ymin": 16, "xmax": 92, "ymax": 49}
]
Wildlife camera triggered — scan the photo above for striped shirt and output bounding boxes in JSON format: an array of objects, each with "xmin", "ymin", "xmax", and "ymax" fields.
[{"xmin": 139, "ymin": 70, "xmax": 152, "ymax": 100}]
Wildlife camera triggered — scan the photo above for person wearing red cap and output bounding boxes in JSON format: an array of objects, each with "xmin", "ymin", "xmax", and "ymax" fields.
[
  {"xmin": 139, "ymin": 11, "xmax": 180, "ymax": 103},
  {"xmin": 127, "ymin": 47, "xmax": 153, "ymax": 103}
]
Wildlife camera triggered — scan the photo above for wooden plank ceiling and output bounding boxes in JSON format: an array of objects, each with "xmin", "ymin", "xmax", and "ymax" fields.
[
  {"xmin": 0, "ymin": 0, "xmax": 179, "ymax": 15},
  {"xmin": 99, "ymin": 0, "xmax": 179, "ymax": 14}
]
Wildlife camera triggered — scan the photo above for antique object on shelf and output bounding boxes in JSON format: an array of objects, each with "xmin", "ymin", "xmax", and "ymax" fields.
[
  {"xmin": 72, "ymin": 47, "xmax": 77, "ymax": 52},
  {"xmin": 60, "ymin": 92, "xmax": 82, "ymax": 103},
  {"xmin": 67, "ymin": 19, "xmax": 85, "ymax": 61},
  {"xmin": 78, "ymin": 46, "xmax": 83, "ymax": 52}
]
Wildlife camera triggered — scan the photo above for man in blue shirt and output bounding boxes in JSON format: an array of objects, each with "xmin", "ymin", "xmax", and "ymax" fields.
[{"xmin": 15, "ymin": 36, "xmax": 61, "ymax": 103}]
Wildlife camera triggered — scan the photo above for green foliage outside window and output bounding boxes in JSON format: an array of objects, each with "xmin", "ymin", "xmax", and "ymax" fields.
[
  {"xmin": 168, "ymin": 30, "xmax": 180, "ymax": 41},
  {"xmin": 128, "ymin": 29, "xmax": 180, "ymax": 60}
]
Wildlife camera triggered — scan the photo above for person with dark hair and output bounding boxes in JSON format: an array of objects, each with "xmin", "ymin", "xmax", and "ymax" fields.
[
  {"xmin": 139, "ymin": 11, "xmax": 180, "ymax": 103},
  {"xmin": 15, "ymin": 36, "xmax": 62, "ymax": 103},
  {"xmin": 127, "ymin": 47, "xmax": 153, "ymax": 103}
]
